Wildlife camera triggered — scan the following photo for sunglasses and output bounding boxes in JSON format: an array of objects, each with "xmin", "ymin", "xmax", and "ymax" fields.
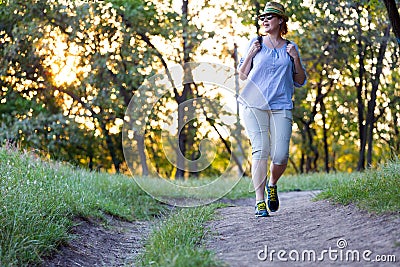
[{"xmin": 259, "ymin": 14, "xmax": 277, "ymax": 21}]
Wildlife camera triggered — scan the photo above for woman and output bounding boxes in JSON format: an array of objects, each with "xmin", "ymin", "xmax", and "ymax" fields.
[{"xmin": 238, "ymin": 1, "xmax": 306, "ymax": 217}]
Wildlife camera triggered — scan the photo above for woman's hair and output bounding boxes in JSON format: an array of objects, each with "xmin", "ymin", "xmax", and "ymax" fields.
[{"xmin": 279, "ymin": 17, "xmax": 288, "ymax": 35}]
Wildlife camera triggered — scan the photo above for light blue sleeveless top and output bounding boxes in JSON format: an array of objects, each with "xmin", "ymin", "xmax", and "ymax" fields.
[{"xmin": 238, "ymin": 36, "xmax": 307, "ymax": 110}]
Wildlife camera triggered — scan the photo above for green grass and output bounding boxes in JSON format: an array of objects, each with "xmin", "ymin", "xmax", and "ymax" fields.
[
  {"xmin": 0, "ymin": 146, "xmax": 164, "ymax": 266},
  {"xmin": 225, "ymin": 172, "xmax": 353, "ymax": 199},
  {"xmin": 316, "ymin": 161, "xmax": 400, "ymax": 214},
  {"xmin": 132, "ymin": 171, "xmax": 352, "ymax": 201},
  {"xmin": 138, "ymin": 204, "xmax": 225, "ymax": 267},
  {"xmin": 133, "ymin": 176, "xmax": 245, "ymax": 204}
]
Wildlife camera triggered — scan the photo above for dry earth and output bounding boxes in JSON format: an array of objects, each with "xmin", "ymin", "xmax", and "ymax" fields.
[
  {"xmin": 41, "ymin": 216, "xmax": 151, "ymax": 267},
  {"xmin": 207, "ymin": 191, "xmax": 400, "ymax": 267},
  {"xmin": 41, "ymin": 191, "xmax": 400, "ymax": 267}
]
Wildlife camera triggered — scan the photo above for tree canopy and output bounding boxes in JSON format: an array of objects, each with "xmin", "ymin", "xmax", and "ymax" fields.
[{"xmin": 1, "ymin": 0, "xmax": 399, "ymax": 176}]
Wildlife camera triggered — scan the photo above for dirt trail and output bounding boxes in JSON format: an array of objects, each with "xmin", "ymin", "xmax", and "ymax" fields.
[
  {"xmin": 42, "ymin": 191, "xmax": 399, "ymax": 267},
  {"xmin": 207, "ymin": 191, "xmax": 400, "ymax": 267},
  {"xmin": 42, "ymin": 216, "xmax": 151, "ymax": 267}
]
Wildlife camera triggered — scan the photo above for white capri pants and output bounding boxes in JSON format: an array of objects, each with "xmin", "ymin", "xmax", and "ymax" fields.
[{"xmin": 239, "ymin": 104, "xmax": 293, "ymax": 164}]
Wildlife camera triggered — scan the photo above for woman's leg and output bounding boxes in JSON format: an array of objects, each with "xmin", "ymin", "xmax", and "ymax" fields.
[
  {"xmin": 252, "ymin": 159, "xmax": 268, "ymax": 202},
  {"xmin": 239, "ymin": 105, "xmax": 270, "ymax": 202},
  {"xmin": 269, "ymin": 163, "xmax": 287, "ymax": 185},
  {"xmin": 269, "ymin": 109, "xmax": 292, "ymax": 184},
  {"xmin": 267, "ymin": 110, "xmax": 292, "ymax": 212}
]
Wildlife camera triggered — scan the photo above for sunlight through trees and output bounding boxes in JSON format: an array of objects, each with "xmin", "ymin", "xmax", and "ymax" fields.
[{"xmin": 1, "ymin": 0, "xmax": 399, "ymax": 175}]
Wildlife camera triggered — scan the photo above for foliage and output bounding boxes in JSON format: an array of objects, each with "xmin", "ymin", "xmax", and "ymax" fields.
[
  {"xmin": 0, "ymin": 0, "xmax": 159, "ymax": 172},
  {"xmin": 281, "ymin": 0, "xmax": 400, "ymax": 172},
  {"xmin": 0, "ymin": 0, "xmax": 399, "ymax": 174}
]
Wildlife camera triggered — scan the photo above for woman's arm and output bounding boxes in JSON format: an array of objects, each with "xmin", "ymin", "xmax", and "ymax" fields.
[
  {"xmin": 286, "ymin": 43, "xmax": 306, "ymax": 86},
  {"xmin": 292, "ymin": 56, "xmax": 306, "ymax": 85},
  {"xmin": 238, "ymin": 39, "xmax": 261, "ymax": 80}
]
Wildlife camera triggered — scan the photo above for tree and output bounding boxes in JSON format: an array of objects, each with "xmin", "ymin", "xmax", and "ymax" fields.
[
  {"xmin": 383, "ymin": 0, "xmax": 400, "ymax": 46},
  {"xmin": 1, "ymin": 0, "xmax": 156, "ymax": 172}
]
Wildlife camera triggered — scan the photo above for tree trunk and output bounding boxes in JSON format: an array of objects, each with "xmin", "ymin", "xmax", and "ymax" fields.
[
  {"xmin": 175, "ymin": 99, "xmax": 187, "ymax": 179},
  {"xmin": 288, "ymin": 157, "xmax": 299, "ymax": 174},
  {"xmin": 300, "ymin": 152, "xmax": 305, "ymax": 174},
  {"xmin": 187, "ymin": 94, "xmax": 199, "ymax": 178},
  {"xmin": 100, "ymin": 122, "xmax": 121, "ymax": 173},
  {"xmin": 233, "ymin": 41, "xmax": 247, "ymax": 176},
  {"xmin": 208, "ymin": 117, "xmax": 246, "ymax": 176},
  {"xmin": 253, "ymin": 0, "xmax": 261, "ymax": 35},
  {"xmin": 118, "ymin": 11, "xmax": 183, "ymax": 178},
  {"xmin": 304, "ymin": 122, "xmax": 318, "ymax": 172},
  {"xmin": 366, "ymin": 26, "xmax": 391, "ymax": 167},
  {"xmin": 394, "ymin": 106, "xmax": 400, "ymax": 152},
  {"xmin": 88, "ymin": 154, "xmax": 94, "ymax": 171},
  {"xmin": 134, "ymin": 132, "xmax": 149, "ymax": 176},
  {"xmin": 383, "ymin": 0, "xmax": 400, "ymax": 46},
  {"xmin": 355, "ymin": 14, "xmax": 367, "ymax": 171},
  {"xmin": 175, "ymin": 0, "xmax": 196, "ymax": 179},
  {"xmin": 321, "ymin": 100, "xmax": 330, "ymax": 173}
]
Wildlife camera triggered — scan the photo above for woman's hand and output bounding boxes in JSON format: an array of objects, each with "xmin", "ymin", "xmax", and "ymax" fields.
[
  {"xmin": 286, "ymin": 44, "xmax": 299, "ymax": 59},
  {"xmin": 247, "ymin": 40, "xmax": 262, "ymax": 58},
  {"xmin": 238, "ymin": 40, "xmax": 262, "ymax": 80},
  {"xmin": 287, "ymin": 43, "xmax": 306, "ymax": 85}
]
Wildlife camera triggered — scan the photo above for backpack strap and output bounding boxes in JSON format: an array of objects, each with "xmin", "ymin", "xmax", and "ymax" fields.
[
  {"xmin": 257, "ymin": 35, "xmax": 263, "ymax": 46},
  {"xmin": 250, "ymin": 35, "xmax": 264, "ymax": 70},
  {"xmin": 286, "ymin": 40, "xmax": 297, "ymax": 75}
]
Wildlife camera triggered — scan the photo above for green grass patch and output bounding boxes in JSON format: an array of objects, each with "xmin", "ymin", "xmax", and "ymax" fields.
[
  {"xmin": 316, "ymin": 161, "xmax": 400, "ymax": 214},
  {"xmin": 0, "ymin": 146, "xmax": 164, "ymax": 266},
  {"xmin": 133, "ymin": 171, "xmax": 351, "ymax": 201},
  {"xmin": 225, "ymin": 172, "xmax": 353, "ymax": 199},
  {"xmin": 133, "ymin": 176, "xmax": 245, "ymax": 202},
  {"xmin": 138, "ymin": 204, "xmax": 224, "ymax": 267}
]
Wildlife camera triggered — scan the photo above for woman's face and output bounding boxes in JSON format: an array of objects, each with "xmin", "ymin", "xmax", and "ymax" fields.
[{"xmin": 261, "ymin": 14, "xmax": 282, "ymax": 33}]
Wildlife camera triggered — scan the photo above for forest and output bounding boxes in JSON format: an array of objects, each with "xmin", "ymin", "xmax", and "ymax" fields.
[{"xmin": 1, "ymin": 0, "xmax": 399, "ymax": 178}]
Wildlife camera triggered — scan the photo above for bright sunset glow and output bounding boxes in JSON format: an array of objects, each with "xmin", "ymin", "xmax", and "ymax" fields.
[
  {"xmin": 36, "ymin": 26, "xmax": 88, "ymax": 87},
  {"xmin": 52, "ymin": 55, "xmax": 80, "ymax": 86}
]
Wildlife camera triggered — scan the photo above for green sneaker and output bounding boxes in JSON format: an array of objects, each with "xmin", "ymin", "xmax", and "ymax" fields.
[
  {"xmin": 255, "ymin": 201, "xmax": 269, "ymax": 217},
  {"xmin": 266, "ymin": 185, "xmax": 279, "ymax": 212}
]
